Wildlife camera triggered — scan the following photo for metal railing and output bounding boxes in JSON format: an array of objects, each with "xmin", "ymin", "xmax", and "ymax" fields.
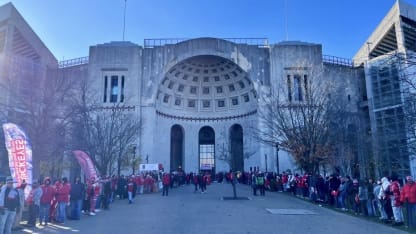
[
  {"xmin": 323, "ymin": 55, "xmax": 353, "ymax": 67},
  {"xmin": 58, "ymin": 56, "xmax": 89, "ymax": 68},
  {"xmin": 144, "ymin": 37, "xmax": 269, "ymax": 48}
]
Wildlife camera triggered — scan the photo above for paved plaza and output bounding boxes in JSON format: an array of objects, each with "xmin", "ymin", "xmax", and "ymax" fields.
[{"xmin": 17, "ymin": 183, "xmax": 409, "ymax": 234}]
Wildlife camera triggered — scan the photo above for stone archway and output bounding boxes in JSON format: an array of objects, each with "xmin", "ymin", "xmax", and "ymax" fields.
[
  {"xmin": 170, "ymin": 124, "xmax": 184, "ymax": 171},
  {"xmin": 230, "ymin": 124, "xmax": 244, "ymax": 172}
]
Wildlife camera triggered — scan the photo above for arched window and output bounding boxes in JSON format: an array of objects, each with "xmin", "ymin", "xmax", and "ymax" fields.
[{"xmin": 199, "ymin": 126, "xmax": 215, "ymax": 174}]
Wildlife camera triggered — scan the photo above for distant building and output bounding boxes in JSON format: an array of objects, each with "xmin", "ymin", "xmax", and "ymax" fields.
[{"xmin": 354, "ymin": 0, "xmax": 416, "ymax": 178}]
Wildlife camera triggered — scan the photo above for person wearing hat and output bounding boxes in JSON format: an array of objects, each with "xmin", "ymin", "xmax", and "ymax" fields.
[
  {"xmin": 26, "ymin": 181, "xmax": 43, "ymax": 227},
  {"xmin": 39, "ymin": 177, "xmax": 54, "ymax": 226},
  {"xmin": 0, "ymin": 176, "xmax": 21, "ymax": 234},
  {"xmin": 400, "ymin": 176, "xmax": 416, "ymax": 228}
]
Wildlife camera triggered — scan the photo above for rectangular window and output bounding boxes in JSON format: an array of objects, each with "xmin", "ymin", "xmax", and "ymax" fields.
[
  {"xmin": 232, "ymin": 97, "xmax": 239, "ymax": 105},
  {"xmin": 199, "ymin": 144, "xmax": 215, "ymax": 170},
  {"xmin": 216, "ymin": 86, "xmax": 223, "ymax": 94},
  {"xmin": 110, "ymin": 75, "xmax": 118, "ymax": 103},
  {"xmin": 229, "ymin": 84, "xmax": 235, "ymax": 92},
  {"xmin": 190, "ymin": 86, "xmax": 197, "ymax": 94},
  {"xmin": 120, "ymin": 76, "xmax": 125, "ymax": 102},
  {"xmin": 163, "ymin": 95, "xmax": 170, "ymax": 103},
  {"xmin": 178, "ymin": 85, "xmax": 184, "ymax": 92},
  {"xmin": 202, "ymin": 100, "xmax": 210, "ymax": 108},
  {"xmin": 188, "ymin": 100, "xmax": 196, "ymax": 108},
  {"xmin": 287, "ymin": 75, "xmax": 292, "ymax": 102},
  {"xmin": 203, "ymin": 87, "xmax": 210, "ymax": 94},
  {"xmin": 304, "ymin": 75, "xmax": 308, "ymax": 100},
  {"xmin": 218, "ymin": 100, "xmax": 225, "ymax": 107},
  {"xmin": 294, "ymin": 75, "xmax": 303, "ymax": 101},
  {"xmin": 175, "ymin": 98, "xmax": 181, "ymax": 106},
  {"xmin": 243, "ymin": 94, "xmax": 250, "ymax": 102},
  {"xmin": 168, "ymin": 81, "xmax": 174, "ymax": 89},
  {"xmin": 103, "ymin": 76, "xmax": 108, "ymax": 102}
]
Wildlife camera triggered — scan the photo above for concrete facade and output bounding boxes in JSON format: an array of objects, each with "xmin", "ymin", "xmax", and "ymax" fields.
[{"xmin": 8, "ymin": 1, "xmax": 409, "ymax": 177}]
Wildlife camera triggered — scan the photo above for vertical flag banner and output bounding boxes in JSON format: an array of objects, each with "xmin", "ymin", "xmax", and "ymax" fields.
[
  {"xmin": 2, "ymin": 123, "xmax": 33, "ymax": 197},
  {"xmin": 73, "ymin": 150, "xmax": 98, "ymax": 181}
]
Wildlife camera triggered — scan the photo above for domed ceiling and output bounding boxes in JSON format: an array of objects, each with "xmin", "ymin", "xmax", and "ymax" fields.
[{"xmin": 156, "ymin": 55, "xmax": 257, "ymax": 118}]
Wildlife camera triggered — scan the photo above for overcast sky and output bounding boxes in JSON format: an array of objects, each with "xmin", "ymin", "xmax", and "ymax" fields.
[{"xmin": 2, "ymin": 0, "xmax": 415, "ymax": 61}]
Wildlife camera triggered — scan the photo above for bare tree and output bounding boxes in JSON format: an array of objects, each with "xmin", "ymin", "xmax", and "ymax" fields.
[
  {"xmin": 256, "ymin": 60, "xmax": 357, "ymax": 174},
  {"xmin": 68, "ymin": 78, "xmax": 142, "ymax": 176},
  {"xmin": 216, "ymin": 128, "xmax": 255, "ymax": 199},
  {"xmin": 0, "ymin": 56, "xmax": 80, "ymax": 178},
  {"xmin": 216, "ymin": 134, "xmax": 255, "ymax": 172}
]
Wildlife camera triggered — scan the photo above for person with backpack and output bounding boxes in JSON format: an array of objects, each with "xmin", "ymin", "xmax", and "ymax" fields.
[{"xmin": 256, "ymin": 172, "xmax": 265, "ymax": 196}]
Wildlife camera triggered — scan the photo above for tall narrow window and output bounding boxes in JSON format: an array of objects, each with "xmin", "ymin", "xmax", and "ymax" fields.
[
  {"xmin": 304, "ymin": 75, "xmax": 308, "ymax": 100},
  {"xmin": 294, "ymin": 75, "xmax": 303, "ymax": 101},
  {"xmin": 110, "ymin": 76, "xmax": 118, "ymax": 103},
  {"xmin": 103, "ymin": 76, "xmax": 108, "ymax": 102},
  {"xmin": 120, "ymin": 76, "xmax": 125, "ymax": 103},
  {"xmin": 287, "ymin": 75, "xmax": 292, "ymax": 102}
]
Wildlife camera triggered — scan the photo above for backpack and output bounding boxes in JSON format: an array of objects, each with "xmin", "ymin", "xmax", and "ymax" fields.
[{"xmin": 257, "ymin": 176, "xmax": 264, "ymax": 185}]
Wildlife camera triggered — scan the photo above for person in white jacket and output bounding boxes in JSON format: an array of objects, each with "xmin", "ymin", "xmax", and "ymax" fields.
[{"xmin": 378, "ymin": 177, "xmax": 393, "ymax": 221}]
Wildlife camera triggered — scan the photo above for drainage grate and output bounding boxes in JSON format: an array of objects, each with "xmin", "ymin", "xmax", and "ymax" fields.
[{"xmin": 266, "ymin": 208, "xmax": 318, "ymax": 215}]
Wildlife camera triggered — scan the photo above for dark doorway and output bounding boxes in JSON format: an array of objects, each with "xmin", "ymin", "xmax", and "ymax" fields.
[
  {"xmin": 170, "ymin": 125, "xmax": 184, "ymax": 172},
  {"xmin": 199, "ymin": 126, "xmax": 215, "ymax": 175},
  {"xmin": 230, "ymin": 124, "xmax": 244, "ymax": 172}
]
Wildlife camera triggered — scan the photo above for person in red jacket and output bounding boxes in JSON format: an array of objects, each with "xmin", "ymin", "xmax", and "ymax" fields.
[
  {"xmin": 401, "ymin": 176, "xmax": 416, "ymax": 228},
  {"xmin": 389, "ymin": 175, "xmax": 404, "ymax": 226},
  {"xmin": 55, "ymin": 177, "xmax": 71, "ymax": 224},
  {"xmin": 87, "ymin": 177, "xmax": 99, "ymax": 216},
  {"xmin": 162, "ymin": 173, "xmax": 170, "ymax": 196},
  {"xmin": 39, "ymin": 177, "xmax": 54, "ymax": 226}
]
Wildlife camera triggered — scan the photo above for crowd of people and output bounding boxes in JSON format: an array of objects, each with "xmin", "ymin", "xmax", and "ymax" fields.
[
  {"xmin": 0, "ymin": 171, "xmax": 177, "ymax": 234},
  {"xmin": 0, "ymin": 168, "xmax": 414, "ymax": 233},
  {"xmin": 234, "ymin": 169, "xmax": 416, "ymax": 229}
]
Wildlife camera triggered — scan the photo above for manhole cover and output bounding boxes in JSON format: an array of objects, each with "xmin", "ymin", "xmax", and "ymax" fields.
[
  {"xmin": 266, "ymin": 209, "xmax": 318, "ymax": 215},
  {"xmin": 222, "ymin": 197, "xmax": 251, "ymax": 200}
]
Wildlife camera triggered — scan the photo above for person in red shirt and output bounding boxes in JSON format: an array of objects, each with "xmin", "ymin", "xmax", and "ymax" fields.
[
  {"xmin": 401, "ymin": 176, "xmax": 416, "ymax": 228},
  {"xmin": 162, "ymin": 173, "xmax": 170, "ymax": 196},
  {"xmin": 390, "ymin": 175, "xmax": 404, "ymax": 226},
  {"xmin": 39, "ymin": 177, "xmax": 54, "ymax": 226},
  {"xmin": 56, "ymin": 177, "xmax": 71, "ymax": 224},
  {"xmin": 127, "ymin": 178, "xmax": 134, "ymax": 204},
  {"xmin": 87, "ymin": 177, "xmax": 99, "ymax": 216}
]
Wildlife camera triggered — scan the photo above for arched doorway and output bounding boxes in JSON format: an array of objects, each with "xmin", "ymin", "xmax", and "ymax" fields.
[
  {"xmin": 230, "ymin": 124, "xmax": 244, "ymax": 172},
  {"xmin": 199, "ymin": 126, "xmax": 215, "ymax": 175},
  {"xmin": 170, "ymin": 125, "xmax": 184, "ymax": 172}
]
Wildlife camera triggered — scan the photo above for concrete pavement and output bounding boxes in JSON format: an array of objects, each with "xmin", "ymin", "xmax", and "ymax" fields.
[{"xmin": 16, "ymin": 182, "xmax": 410, "ymax": 234}]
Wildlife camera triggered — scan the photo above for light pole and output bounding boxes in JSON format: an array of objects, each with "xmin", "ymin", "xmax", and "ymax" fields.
[
  {"xmin": 132, "ymin": 146, "xmax": 136, "ymax": 175},
  {"xmin": 265, "ymin": 154, "xmax": 268, "ymax": 172},
  {"xmin": 275, "ymin": 143, "xmax": 280, "ymax": 175}
]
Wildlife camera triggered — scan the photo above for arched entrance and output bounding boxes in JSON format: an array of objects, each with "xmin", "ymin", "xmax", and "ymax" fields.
[
  {"xmin": 170, "ymin": 125, "xmax": 184, "ymax": 172},
  {"xmin": 199, "ymin": 126, "xmax": 215, "ymax": 175},
  {"xmin": 230, "ymin": 124, "xmax": 244, "ymax": 172}
]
